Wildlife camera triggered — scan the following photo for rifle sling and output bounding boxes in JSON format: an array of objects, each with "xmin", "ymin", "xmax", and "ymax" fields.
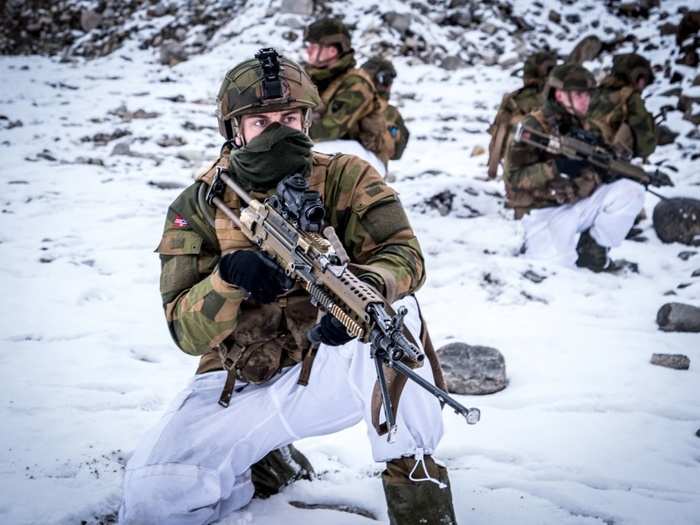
[
  {"xmin": 370, "ymin": 297, "xmax": 446, "ymax": 435},
  {"xmin": 217, "ymin": 342, "xmax": 246, "ymax": 408},
  {"xmin": 297, "ymin": 343, "xmax": 318, "ymax": 386},
  {"xmin": 487, "ymin": 122, "xmax": 509, "ymax": 179}
]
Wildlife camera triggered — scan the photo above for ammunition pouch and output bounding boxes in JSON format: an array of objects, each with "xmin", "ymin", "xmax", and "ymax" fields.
[{"xmin": 215, "ymin": 292, "xmax": 318, "ymax": 407}]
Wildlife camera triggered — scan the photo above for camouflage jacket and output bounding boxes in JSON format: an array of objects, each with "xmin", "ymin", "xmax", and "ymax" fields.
[
  {"xmin": 156, "ymin": 150, "xmax": 425, "ymax": 378},
  {"xmin": 588, "ymin": 76, "xmax": 656, "ymax": 159},
  {"xmin": 503, "ymin": 101, "xmax": 602, "ymax": 219},
  {"xmin": 308, "ymin": 57, "xmax": 390, "ymax": 164},
  {"xmin": 487, "ymin": 85, "xmax": 544, "ymax": 178},
  {"xmin": 381, "ymin": 98, "xmax": 410, "ymax": 161}
]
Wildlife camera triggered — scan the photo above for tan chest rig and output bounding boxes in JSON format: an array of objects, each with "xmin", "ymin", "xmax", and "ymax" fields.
[
  {"xmin": 196, "ymin": 152, "xmax": 333, "ymax": 406},
  {"xmin": 194, "ymin": 152, "xmax": 449, "ymax": 435}
]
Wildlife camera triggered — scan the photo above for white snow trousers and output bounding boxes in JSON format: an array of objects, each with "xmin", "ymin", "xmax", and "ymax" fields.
[
  {"xmin": 521, "ymin": 179, "xmax": 645, "ymax": 267},
  {"xmin": 312, "ymin": 140, "xmax": 387, "ymax": 178},
  {"xmin": 119, "ymin": 296, "xmax": 443, "ymax": 525}
]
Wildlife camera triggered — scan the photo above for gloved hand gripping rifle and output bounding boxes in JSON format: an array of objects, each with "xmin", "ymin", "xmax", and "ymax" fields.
[
  {"xmin": 513, "ymin": 122, "xmax": 673, "ymax": 198},
  {"xmin": 206, "ymin": 169, "xmax": 480, "ymax": 441}
]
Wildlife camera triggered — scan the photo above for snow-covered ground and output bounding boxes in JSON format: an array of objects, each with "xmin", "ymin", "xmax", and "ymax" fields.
[{"xmin": 0, "ymin": 1, "xmax": 698, "ymax": 524}]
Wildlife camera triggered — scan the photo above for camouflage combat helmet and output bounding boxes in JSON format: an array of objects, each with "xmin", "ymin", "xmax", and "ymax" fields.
[
  {"xmin": 523, "ymin": 50, "xmax": 557, "ymax": 87},
  {"xmin": 546, "ymin": 63, "xmax": 596, "ymax": 92},
  {"xmin": 304, "ymin": 17, "xmax": 352, "ymax": 54},
  {"xmin": 361, "ymin": 56, "xmax": 397, "ymax": 94},
  {"xmin": 216, "ymin": 48, "xmax": 321, "ymax": 139},
  {"xmin": 611, "ymin": 53, "xmax": 655, "ymax": 87}
]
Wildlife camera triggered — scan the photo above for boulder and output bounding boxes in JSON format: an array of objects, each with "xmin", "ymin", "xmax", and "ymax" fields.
[
  {"xmin": 659, "ymin": 22, "xmax": 678, "ymax": 36},
  {"xmin": 650, "ymin": 353, "xmax": 690, "ymax": 370},
  {"xmin": 470, "ymin": 145, "xmax": 485, "ymax": 157},
  {"xmin": 567, "ymin": 35, "xmax": 603, "ymax": 64},
  {"xmin": 280, "ymin": 0, "xmax": 313, "ymax": 16},
  {"xmin": 437, "ymin": 342, "xmax": 507, "ymax": 395},
  {"xmin": 159, "ymin": 40, "xmax": 187, "ymax": 66},
  {"xmin": 424, "ymin": 190, "xmax": 455, "ymax": 216},
  {"xmin": 441, "ymin": 55, "xmax": 467, "ymax": 71},
  {"xmin": 655, "ymin": 124, "xmax": 678, "ymax": 146},
  {"xmin": 656, "ymin": 302, "xmax": 700, "ymax": 332},
  {"xmin": 653, "ymin": 197, "xmax": 700, "ymax": 246},
  {"xmin": 383, "ymin": 12, "xmax": 412, "ymax": 35},
  {"xmin": 80, "ymin": 9, "xmax": 101, "ymax": 32}
]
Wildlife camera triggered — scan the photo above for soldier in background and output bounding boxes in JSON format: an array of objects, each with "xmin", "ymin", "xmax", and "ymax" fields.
[
  {"xmin": 504, "ymin": 64, "xmax": 645, "ymax": 272},
  {"xmin": 487, "ymin": 50, "xmax": 558, "ymax": 178},
  {"xmin": 303, "ymin": 18, "xmax": 390, "ymax": 171},
  {"xmin": 588, "ymin": 53, "xmax": 657, "ymax": 160},
  {"xmin": 120, "ymin": 49, "xmax": 457, "ymax": 525},
  {"xmin": 361, "ymin": 56, "xmax": 411, "ymax": 162}
]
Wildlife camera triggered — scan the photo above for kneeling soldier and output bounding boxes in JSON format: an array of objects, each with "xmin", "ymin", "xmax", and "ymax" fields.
[
  {"xmin": 119, "ymin": 49, "xmax": 457, "ymax": 525},
  {"xmin": 504, "ymin": 64, "xmax": 645, "ymax": 271}
]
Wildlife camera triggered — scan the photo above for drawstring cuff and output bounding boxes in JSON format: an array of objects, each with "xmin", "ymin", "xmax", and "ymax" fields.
[{"xmin": 408, "ymin": 448, "xmax": 447, "ymax": 489}]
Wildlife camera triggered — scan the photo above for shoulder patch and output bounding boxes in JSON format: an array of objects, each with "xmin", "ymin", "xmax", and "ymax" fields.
[{"xmin": 172, "ymin": 213, "xmax": 189, "ymax": 229}]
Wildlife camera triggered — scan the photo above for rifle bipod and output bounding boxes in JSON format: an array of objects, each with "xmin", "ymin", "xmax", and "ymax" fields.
[{"xmin": 371, "ymin": 340, "xmax": 481, "ymax": 442}]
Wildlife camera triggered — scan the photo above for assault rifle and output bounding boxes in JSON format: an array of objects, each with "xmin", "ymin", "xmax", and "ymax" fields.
[
  {"xmin": 206, "ymin": 169, "xmax": 480, "ymax": 441},
  {"xmin": 513, "ymin": 122, "xmax": 673, "ymax": 197}
]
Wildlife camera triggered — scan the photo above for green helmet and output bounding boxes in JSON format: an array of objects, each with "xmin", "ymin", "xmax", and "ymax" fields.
[
  {"xmin": 611, "ymin": 53, "xmax": 655, "ymax": 86},
  {"xmin": 546, "ymin": 63, "xmax": 596, "ymax": 92},
  {"xmin": 304, "ymin": 17, "xmax": 352, "ymax": 54},
  {"xmin": 361, "ymin": 56, "xmax": 397, "ymax": 96},
  {"xmin": 523, "ymin": 51, "xmax": 557, "ymax": 87},
  {"xmin": 216, "ymin": 48, "xmax": 321, "ymax": 139}
]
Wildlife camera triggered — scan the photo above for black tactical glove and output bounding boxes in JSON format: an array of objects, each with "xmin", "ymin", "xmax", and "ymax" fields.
[
  {"xmin": 307, "ymin": 314, "xmax": 355, "ymax": 347},
  {"xmin": 218, "ymin": 250, "xmax": 293, "ymax": 304},
  {"xmin": 555, "ymin": 157, "xmax": 588, "ymax": 178}
]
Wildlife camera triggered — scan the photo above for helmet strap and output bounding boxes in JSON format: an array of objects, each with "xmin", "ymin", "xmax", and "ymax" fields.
[
  {"xmin": 302, "ymin": 108, "xmax": 313, "ymax": 135},
  {"xmin": 231, "ymin": 116, "xmax": 246, "ymax": 147}
]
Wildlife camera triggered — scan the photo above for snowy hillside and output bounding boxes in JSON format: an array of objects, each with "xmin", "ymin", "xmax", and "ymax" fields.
[{"xmin": 0, "ymin": 0, "xmax": 698, "ymax": 524}]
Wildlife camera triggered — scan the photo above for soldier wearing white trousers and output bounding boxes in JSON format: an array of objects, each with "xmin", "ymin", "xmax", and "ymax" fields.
[
  {"xmin": 119, "ymin": 296, "xmax": 445, "ymax": 525},
  {"xmin": 521, "ymin": 178, "xmax": 645, "ymax": 267}
]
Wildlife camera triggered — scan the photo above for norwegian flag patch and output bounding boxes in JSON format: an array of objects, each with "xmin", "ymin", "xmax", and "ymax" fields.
[{"xmin": 173, "ymin": 214, "xmax": 189, "ymax": 229}]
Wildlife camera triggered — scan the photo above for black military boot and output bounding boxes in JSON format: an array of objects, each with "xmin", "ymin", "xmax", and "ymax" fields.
[
  {"xmin": 382, "ymin": 456, "xmax": 457, "ymax": 525},
  {"xmin": 575, "ymin": 229, "xmax": 611, "ymax": 272},
  {"xmin": 251, "ymin": 444, "xmax": 314, "ymax": 498}
]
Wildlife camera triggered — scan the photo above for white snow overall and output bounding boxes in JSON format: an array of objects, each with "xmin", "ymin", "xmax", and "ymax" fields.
[
  {"xmin": 119, "ymin": 295, "xmax": 444, "ymax": 525},
  {"xmin": 522, "ymin": 179, "xmax": 645, "ymax": 267}
]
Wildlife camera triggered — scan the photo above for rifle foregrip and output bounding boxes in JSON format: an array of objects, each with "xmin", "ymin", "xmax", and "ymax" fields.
[{"xmin": 305, "ymin": 281, "xmax": 364, "ymax": 338}]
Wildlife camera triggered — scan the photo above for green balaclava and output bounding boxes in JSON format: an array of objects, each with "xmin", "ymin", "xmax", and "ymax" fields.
[
  {"xmin": 305, "ymin": 52, "xmax": 356, "ymax": 86},
  {"xmin": 230, "ymin": 122, "xmax": 314, "ymax": 192}
]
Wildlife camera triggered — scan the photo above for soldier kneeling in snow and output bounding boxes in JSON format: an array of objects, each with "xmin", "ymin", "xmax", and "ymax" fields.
[
  {"xmin": 119, "ymin": 49, "xmax": 457, "ymax": 525},
  {"xmin": 302, "ymin": 18, "xmax": 390, "ymax": 176},
  {"xmin": 504, "ymin": 64, "xmax": 645, "ymax": 272}
]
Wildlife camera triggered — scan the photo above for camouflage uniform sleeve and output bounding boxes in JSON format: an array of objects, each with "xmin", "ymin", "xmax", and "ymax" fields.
[
  {"xmin": 156, "ymin": 183, "xmax": 246, "ymax": 356},
  {"xmin": 626, "ymin": 92, "xmax": 656, "ymax": 158},
  {"xmin": 503, "ymin": 115, "xmax": 557, "ymax": 191},
  {"xmin": 310, "ymin": 74, "xmax": 376, "ymax": 141},
  {"xmin": 324, "ymin": 155, "xmax": 425, "ymax": 302}
]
